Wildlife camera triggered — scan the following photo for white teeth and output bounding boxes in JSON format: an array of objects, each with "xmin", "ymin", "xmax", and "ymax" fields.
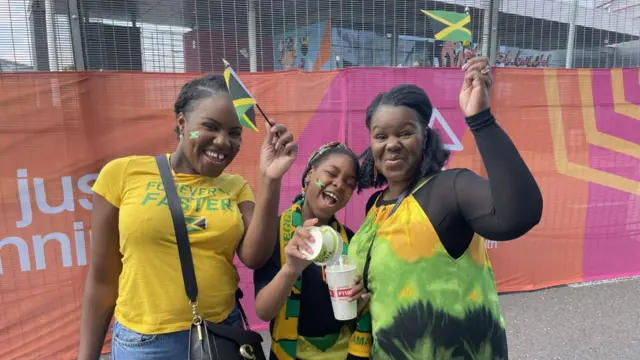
[
  {"xmin": 323, "ymin": 191, "xmax": 339, "ymax": 202},
  {"xmin": 205, "ymin": 150, "xmax": 225, "ymax": 161}
]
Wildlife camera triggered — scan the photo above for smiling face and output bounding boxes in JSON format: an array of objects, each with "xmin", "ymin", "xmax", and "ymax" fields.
[
  {"xmin": 369, "ymin": 105, "xmax": 426, "ymax": 186},
  {"xmin": 176, "ymin": 93, "xmax": 243, "ymax": 177},
  {"xmin": 304, "ymin": 152, "xmax": 358, "ymax": 221}
]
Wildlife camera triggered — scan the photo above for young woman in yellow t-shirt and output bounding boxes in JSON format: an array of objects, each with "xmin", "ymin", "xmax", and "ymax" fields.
[{"xmin": 77, "ymin": 74, "xmax": 299, "ymax": 360}]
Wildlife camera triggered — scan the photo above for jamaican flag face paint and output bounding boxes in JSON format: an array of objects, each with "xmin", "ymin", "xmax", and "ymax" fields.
[
  {"xmin": 305, "ymin": 155, "xmax": 357, "ymax": 220},
  {"xmin": 177, "ymin": 93, "xmax": 243, "ymax": 179}
]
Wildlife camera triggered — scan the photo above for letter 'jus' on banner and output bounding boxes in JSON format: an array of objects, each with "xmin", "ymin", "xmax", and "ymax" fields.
[
  {"xmin": 15, "ymin": 169, "xmax": 96, "ymax": 228},
  {"xmin": 3, "ymin": 168, "xmax": 97, "ymax": 275}
]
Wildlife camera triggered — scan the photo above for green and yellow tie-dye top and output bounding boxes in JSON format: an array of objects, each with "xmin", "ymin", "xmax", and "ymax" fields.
[{"xmin": 348, "ymin": 171, "xmax": 509, "ymax": 360}]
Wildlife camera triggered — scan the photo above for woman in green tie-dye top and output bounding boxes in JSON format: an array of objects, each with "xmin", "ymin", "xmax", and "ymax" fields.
[{"xmin": 347, "ymin": 51, "xmax": 543, "ymax": 359}]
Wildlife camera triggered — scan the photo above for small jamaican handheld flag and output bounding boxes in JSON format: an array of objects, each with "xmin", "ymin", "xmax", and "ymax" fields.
[
  {"xmin": 422, "ymin": 10, "xmax": 473, "ymax": 42},
  {"xmin": 223, "ymin": 59, "xmax": 259, "ymax": 132}
]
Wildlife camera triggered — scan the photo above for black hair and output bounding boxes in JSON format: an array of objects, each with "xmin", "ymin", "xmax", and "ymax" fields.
[
  {"xmin": 359, "ymin": 84, "xmax": 450, "ymax": 189},
  {"xmin": 293, "ymin": 145, "xmax": 366, "ymax": 203},
  {"xmin": 173, "ymin": 74, "xmax": 229, "ymax": 139}
]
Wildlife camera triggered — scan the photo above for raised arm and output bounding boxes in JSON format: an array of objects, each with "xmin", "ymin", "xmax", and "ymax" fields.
[
  {"xmin": 455, "ymin": 110, "xmax": 543, "ymax": 240},
  {"xmin": 236, "ymin": 122, "xmax": 298, "ymax": 269},
  {"xmin": 237, "ymin": 176, "xmax": 282, "ymax": 269},
  {"xmin": 454, "ymin": 51, "xmax": 542, "ymax": 240}
]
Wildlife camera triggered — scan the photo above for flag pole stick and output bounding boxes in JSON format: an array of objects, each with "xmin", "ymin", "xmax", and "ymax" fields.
[{"xmin": 255, "ymin": 103, "xmax": 274, "ymax": 127}]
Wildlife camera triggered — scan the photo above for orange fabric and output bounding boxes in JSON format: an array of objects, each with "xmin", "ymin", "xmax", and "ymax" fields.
[
  {"xmin": 0, "ymin": 67, "xmax": 639, "ymax": 359},
  {"xmin": 450, "ymin": 69, "xmax": 588, "ymax": 292},
  {"xmin": 0, "ymin": 71, "xmax": 332, "ymax": 359}
]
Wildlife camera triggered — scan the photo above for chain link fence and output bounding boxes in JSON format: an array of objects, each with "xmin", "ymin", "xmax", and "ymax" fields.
[{"xmin": 1, "ymin": 0, "xmax": 639, "ymax": 72}]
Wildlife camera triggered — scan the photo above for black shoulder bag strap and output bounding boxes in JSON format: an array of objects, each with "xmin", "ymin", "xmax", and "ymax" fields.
[
  {"xmin": 362, "ymin": 176, "xmax": 431, "ymax": 292},
  {"xmin": 155, "ymin": 155, "xmax": 250, "ymax": 328}
]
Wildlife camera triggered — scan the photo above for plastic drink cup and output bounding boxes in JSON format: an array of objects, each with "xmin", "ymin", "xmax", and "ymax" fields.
[
  {"xmin": 302, "ymin": 225, "xmax": 343, "ymax": 265},
  {"xmin": 324, "ymin": 255, "xmax": 358, "ymax": 321}
]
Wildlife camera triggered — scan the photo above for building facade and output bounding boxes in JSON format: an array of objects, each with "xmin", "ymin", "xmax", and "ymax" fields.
[{"xmin": 1, "ymin": 0, "xmax": 638, "ymax": 72}]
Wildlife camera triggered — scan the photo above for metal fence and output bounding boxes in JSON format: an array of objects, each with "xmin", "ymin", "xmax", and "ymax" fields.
[{"xmin": 1, "ymin": 0, "xmax": 639, "ymax": 73}]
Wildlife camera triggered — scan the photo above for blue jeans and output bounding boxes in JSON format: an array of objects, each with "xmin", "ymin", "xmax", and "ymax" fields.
[{"xmin": 111, "ymin": 307, "xmax": 244, "ymax": 360}]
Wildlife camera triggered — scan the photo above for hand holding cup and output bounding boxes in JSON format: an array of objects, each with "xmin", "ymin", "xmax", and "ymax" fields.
[
  {"xmin": 283, "ymin": 218, "xmax": 318, "ymax": 276},
  {"xmin": 325, "ymin": 255, "xmax": 359, "ymax": 321},
  {"xmin": 348, "ymin": 275, "xmax": 371, "ymax": 316}
]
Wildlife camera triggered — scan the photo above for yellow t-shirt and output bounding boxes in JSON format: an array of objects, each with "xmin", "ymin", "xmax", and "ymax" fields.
[{"xmin": 92, "ymin": 154, "xmax": 255, "ymax": 334}]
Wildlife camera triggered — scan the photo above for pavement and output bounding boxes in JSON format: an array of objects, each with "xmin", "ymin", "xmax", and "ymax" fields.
[
  {"xmin": 500, "ymin": 277, "xmax": 639, "ymax": 360},
  {"xmin": 100, "ymin": 277, "xmax": 639, "ymax": 359}
]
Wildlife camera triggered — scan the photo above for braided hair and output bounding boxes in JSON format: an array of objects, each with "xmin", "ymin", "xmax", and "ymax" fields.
[
  {"xmin": 173, "ymin": 74, "xmax": 229, "ymax": 139},
  {"xmin": 359, "ymin": 84, "xmax": 450, "ymax": 189},
  {"xmin": 293, "ymin": 142, "xmax": 366, "ymax": 203}
]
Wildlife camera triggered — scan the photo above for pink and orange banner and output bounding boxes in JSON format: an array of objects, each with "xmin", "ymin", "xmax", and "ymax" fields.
[{"xmin": 0, "ymin": 67, "xmax": 639, "ymax": 359}]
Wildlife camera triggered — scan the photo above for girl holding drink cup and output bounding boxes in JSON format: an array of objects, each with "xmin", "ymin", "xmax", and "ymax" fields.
[{"xmin": 254, "ymin": 142, "xmax": 371, "ymax": 360}]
